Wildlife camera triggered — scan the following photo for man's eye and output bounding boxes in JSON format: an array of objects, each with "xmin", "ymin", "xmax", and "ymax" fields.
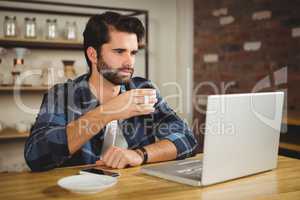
[
  {"xmin": 113, "ymin": 49, "xmax": 124, "ymax": 54},
  {"xmin": 131, "ymin": 51, "xmax": 139, "ymax": 56},
  {"xmin": 115, "ymin": 50, "xmax": 123, "ymax": 54}
]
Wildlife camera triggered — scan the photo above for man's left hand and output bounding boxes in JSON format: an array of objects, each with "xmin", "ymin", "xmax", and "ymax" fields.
[{"xmin": 96, "ymin": 147, "xmax": 143, "ymax": 169}]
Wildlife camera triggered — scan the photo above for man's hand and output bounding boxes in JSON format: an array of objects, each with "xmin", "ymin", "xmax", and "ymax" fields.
[
  {"xmin": 96, "ymin": 147, "xmax": 143, "ymax": 169},
  {"xmin": 99, "ymin": 89, "xmax": 157, "ymax": 121}
]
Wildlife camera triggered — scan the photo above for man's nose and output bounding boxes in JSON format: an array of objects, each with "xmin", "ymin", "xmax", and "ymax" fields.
[{"xmin": 123, "ymin": 54, "xmax": 134, "ymax": 68}]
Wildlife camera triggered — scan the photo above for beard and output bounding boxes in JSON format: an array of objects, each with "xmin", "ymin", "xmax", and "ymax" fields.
[{"xmin": 96, "ymin": 59, "xmax": 134, "ymax": 85}]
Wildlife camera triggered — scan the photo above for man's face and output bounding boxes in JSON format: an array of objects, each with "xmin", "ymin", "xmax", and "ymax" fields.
[{"xmin": 97, "ymin": 30, "xmax": 138, "ymax": 85}]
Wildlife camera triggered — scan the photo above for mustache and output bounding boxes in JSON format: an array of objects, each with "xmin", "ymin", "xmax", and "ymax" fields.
[{"xmin": 100, "ymin": 67, "xmax": 134, "ymax": 74}]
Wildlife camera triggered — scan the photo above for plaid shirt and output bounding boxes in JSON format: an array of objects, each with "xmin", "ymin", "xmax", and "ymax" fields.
[{"xmin": 24, "ymin": 74, "xmax": 198, "ymax": 171}]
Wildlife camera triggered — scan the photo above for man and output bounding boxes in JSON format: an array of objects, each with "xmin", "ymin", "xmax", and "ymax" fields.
[{"xmin": 24, "ymin": 12, "xmax": 197, "ymax": 172}]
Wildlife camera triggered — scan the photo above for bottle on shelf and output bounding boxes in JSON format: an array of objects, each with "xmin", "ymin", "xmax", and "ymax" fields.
[
  {"xmin": 46, "ymin": 19, "xmax": 58, "ymax": 40},
  {"xmin": 42, "ymin": 67, "xmax": 58, "ymax": 86},
  {"xmin": 11, "ymin": 58, "xmax": 24, "ymax": 85},
  {"xmin": 65, "ymin": 21, "xmax": 77, "ymax": 40},
  {"xmin": 3, "ymin": 16, "xmax": 17, "ymax": 38},
  {"xmin": 62, "ymin": 60, "xmax": 76, "ymax": 80},
  {"xmin": 11, "ymin": 48, "xmax": 30, "ymax": 86},
  {"xmin": 24, "ymin": 17, "xmax": 37, "ymax": 39},
  {"xmin": 0, "ymin": 47, "xmax": 13, "ymax": 86}
]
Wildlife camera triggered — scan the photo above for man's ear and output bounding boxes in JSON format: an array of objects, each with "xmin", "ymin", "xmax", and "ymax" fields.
[{"xmin": 86, "ymin": 47, "xmax": 98, "ymax": 65}]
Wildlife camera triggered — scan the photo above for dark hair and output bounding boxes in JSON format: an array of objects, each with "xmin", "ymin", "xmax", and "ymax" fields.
[{"xmin": 83, "ymin": 11, "xmax": 145, "ymax": 73}]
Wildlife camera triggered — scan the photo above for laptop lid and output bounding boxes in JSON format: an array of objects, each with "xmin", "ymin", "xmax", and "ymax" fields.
[{"xmin": 201, "ymin": 92, "xmax": 284, "ymax": 186}]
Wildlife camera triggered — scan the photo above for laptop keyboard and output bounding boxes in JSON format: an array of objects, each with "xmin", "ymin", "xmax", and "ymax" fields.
[
  {"xmin": 177, "ymin": 166, "xmax": 202, "ymax": 175},
  {"xmin": 176, "ymin": 160, "xmax": 202, "ymax": 178},
  {"xmin": 177, "ymin": 160, "xmax": 202, "ymax": 166}
]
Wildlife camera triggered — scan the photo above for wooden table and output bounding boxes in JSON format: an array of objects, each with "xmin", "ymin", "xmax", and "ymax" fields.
[{"xmin": 1, "ymin": 155, "xmax": 300, "ymax": 200}]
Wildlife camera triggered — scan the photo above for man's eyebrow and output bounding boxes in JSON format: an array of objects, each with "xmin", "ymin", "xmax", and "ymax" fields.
[
  {"xmin": 112, "ymin": 48, "xmax": 139, "ymax": 52},
  {"xmin": 112, "ymin": 48, "xmax": 126, "ymax": 51}
]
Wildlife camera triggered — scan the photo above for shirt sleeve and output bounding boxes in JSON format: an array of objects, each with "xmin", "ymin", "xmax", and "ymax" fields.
[
  {"xmin": 24, "ymin": 85, "xmax": 71, "ymax": 172},
  {"xmin": 151, "ymin": 84, "xmax": 198, "ymax": 159}
]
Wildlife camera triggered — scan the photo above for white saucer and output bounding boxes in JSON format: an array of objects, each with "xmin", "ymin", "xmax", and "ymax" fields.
[{"xmin": 57, "ymin": 174, "xmax": 117, "ymax": 194}]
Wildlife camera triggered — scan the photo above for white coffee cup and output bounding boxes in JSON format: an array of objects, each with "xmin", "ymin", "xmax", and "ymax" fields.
[{"xmin": 141, "ymin": 89, "xmax": 157, "ymax": 109}]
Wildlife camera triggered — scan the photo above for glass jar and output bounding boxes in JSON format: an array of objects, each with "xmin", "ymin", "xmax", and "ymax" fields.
[
  {"xmin": 65, "ymin": 21, "xmax": 77, "ymax": 40},
  {"xmin": 12, "ymin": 58, "xmax": 25, "ymax": 85},
  {"xmin": 62, "ymin": 60, "xmax": 76, "ymax": 80},
  {"xmin": 42, "ymin": 67, "xmax": 56, "ymax": 86},
  {"xmin": 4, "ymin": 16, "xmax": 17, "ymax": 37},
  {"xmin": 0, "ymin": 47, "xmax": 12, "ymax": 85},
  {"xmin": 46, "ymin": 19, "xmax": 58, "ymax": 40},
  {"xmin": 24, "ymin": 17, "xmax": 37, "ymax": 39}
]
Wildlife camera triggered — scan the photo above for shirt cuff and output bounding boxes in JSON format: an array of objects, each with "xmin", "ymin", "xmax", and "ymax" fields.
[{"xmin": 163, "ymin": 133, "xmax": 194, "ymax": 159}]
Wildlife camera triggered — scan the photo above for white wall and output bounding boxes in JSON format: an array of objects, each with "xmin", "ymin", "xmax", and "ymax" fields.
[
  {"xmin": 176, "ymin": 0, "xmax": 194, "ymax": 123},
  {"xmin": 0, "ymin": 0, "xmax": 194, "ymax": 171}
]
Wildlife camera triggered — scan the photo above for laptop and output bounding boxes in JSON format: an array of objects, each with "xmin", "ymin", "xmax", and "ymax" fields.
[{"xmin": 141, "ymin": 92, "xmax": 284, "ymax": 186}]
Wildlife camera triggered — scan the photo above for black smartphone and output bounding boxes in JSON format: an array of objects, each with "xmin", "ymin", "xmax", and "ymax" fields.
[{"xmin": 80, "ymin": 168, "xmax": 120, "ymax": 177}]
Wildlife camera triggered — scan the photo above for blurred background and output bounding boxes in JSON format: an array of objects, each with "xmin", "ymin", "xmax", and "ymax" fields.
[{"xmin": 0, "ymin": 0, "xmax": 298, "ymax": 172}]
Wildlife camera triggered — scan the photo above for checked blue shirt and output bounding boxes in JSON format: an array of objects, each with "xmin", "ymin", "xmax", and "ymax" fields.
[{"xmin": 24, "ymin": 74, "xmax": 198, "ymax": 171}]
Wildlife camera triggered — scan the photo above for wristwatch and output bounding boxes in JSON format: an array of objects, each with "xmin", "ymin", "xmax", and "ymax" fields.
[{"xmin": 136, "ymin": 147, "xmax": 148, "ymax": 164}]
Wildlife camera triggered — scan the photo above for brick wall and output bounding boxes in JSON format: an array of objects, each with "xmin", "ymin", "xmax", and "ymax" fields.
[{"xmin": 193, "ymin": 0, "xmax": 300, "ymax": 152}]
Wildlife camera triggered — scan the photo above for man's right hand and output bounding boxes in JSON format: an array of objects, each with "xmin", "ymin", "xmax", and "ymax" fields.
[{"xmin": 98, "ymin": 89, "xmax": 157, "ymax": 121}]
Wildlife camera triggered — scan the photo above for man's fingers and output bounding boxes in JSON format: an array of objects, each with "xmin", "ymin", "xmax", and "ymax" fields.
[
  {"xmin": 132, "ymin": 89, "xmax": 156, "ymax": 96},
  {"xmin": 95, "ymin": 160, "xmax": 105, "ymax": 166},
  {"xmin": 117, "ymin": 157, "xmax": 128, "ymax": 169},
  {"xmin": 102, "ymin": 146, "xmax": 116, "ymax": 163},
  {"xmin": 105, "ymin": 148, "xmax": 120, "ymax": 167},
  {"xmin": 111, "ymin": 153, "xmax": 123, "ymax": 169}
]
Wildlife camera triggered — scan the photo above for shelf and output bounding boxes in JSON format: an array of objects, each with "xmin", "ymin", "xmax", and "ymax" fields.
[
  {"xmin": 0, "ymin": 0, "xmax": 148, "ymax": 78},
  {"xmin": 0, "ymin": 86, "xmax": 50, "ymax": 92},
  {"xmin": 0, "ymin": 37, "xmax": 83, "ymax": 50},
  {"xmin": 279, "ymin": 142, "xmax": 300, "ymax": 153},
  {"xmin": 283, "ymin": 110, "xmax": 300, "ymax": 126},
  {"xmin": 0, "ymin": 128, "xmax": 29, "ymax": 139}
]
